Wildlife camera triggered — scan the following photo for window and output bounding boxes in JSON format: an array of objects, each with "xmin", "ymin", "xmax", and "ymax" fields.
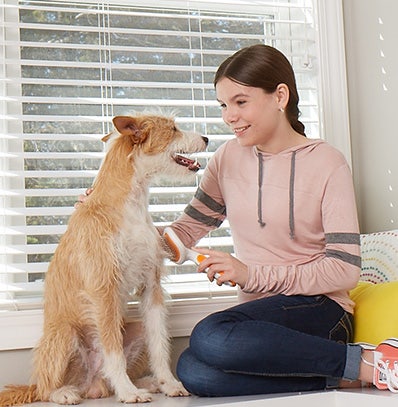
[{"xmin": 0, "ymin": 0, "xmax": 350, "ymax": 348}]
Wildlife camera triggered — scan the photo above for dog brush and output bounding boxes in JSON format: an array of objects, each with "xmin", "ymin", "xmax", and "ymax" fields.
[{"xmin": 163, "ymin": 227, "xmax": 236, "ymax": 287}]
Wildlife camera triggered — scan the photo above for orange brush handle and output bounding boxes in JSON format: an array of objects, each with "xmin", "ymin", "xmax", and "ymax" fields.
[
  {"xmin": 215, "ymin": 272, "xmax": 237, "ymax": 287},
  {"xmin": 196, "ymin": 254, "xmax": 207, "ymax": 263}
]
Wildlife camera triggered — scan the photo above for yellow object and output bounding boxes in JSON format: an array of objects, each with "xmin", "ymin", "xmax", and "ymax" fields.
[{"xmin": 350, "ymin": 281, "xmax": 398, "ymax": 345}]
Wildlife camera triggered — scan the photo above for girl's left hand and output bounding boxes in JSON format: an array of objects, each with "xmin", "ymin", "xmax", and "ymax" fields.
[
  {"xmin": 74, "ymin": 187, "xmax": 93, "ymax": 209},
  {"xmin": 193, "ymin": 247, "xmax": 248, "ymax": 288}
]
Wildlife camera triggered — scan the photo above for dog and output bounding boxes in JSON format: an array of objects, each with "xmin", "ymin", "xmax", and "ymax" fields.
[{"xmin": 0, "ymin": 114, "xmax": 208, "ymax": 405}]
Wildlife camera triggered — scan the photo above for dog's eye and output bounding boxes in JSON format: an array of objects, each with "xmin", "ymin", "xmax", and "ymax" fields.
[{"xmin": 173, "ymin": 126, "xmax": 178, "ymax": 132}]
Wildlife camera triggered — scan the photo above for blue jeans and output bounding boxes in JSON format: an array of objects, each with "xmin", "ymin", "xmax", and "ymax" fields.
[{"xmin": 177, "ymin": 294, "xmax": 359, "ymax": 397}]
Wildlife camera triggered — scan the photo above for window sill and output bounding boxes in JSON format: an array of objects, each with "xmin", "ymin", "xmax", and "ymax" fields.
[{"xmin": 0, "ymin": 296, "xmax": 238, "ymax": 351}]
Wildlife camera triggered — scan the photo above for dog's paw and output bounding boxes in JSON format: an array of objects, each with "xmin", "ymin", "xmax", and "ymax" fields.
[
  {"xmin": 85, "ymin": 378, "xmax": 112, "ymax": 399},
  {"xmin": 134, "ymin": 376, "xmax": 160, "ymax": 393},
  {"xmin": 160, "ymin": 379, "xmax": 190, "ymax": 397},
  {"xmin": 50, "ymin": 386, "xmax": 82, "ymax": 405},
  {"xmin": 117, "ymin": 388, "xmax": 152, "ymax": 403}
]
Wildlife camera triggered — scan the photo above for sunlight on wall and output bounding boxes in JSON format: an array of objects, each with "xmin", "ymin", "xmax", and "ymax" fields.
[
  {"xmin": 344, "ymin": 1, "xmax": 398, "ymax": 232},
  {"xmin": 378, "ymin": 17, "xmax": 396, "ymax": 227}
]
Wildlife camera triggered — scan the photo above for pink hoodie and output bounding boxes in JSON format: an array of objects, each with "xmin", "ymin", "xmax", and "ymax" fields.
[{"xmin": 172, "ymin": 138, "xmax": 361, "ymax": 313}]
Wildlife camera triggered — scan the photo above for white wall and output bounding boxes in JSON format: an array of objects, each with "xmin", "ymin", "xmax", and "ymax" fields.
[
  {"xmin": 343, "ymin": 0, "xmax": 398, "ymax": 233},
  {"xmin": 0, "ymin": 349, "xmax": 33, "ymax": 388}
]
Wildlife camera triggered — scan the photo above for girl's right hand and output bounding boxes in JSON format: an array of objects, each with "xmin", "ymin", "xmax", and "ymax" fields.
[{"xmin": 194, "ymin": 247, "xmax": 248, "ymax": 288}]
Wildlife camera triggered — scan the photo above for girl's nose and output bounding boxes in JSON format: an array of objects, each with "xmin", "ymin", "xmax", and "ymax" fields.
[{"xmin": 222, "ymin": 108, "xmax": 237, "ymax": 125}]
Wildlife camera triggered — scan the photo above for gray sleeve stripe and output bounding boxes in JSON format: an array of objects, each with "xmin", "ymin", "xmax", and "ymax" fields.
[
  {"xmin": 184, "ymin": 205, "xmax": 224, "ymax": 228},
  {"xmin": 325, "ymin": 249, "xmax": 361, "ymax": 267},
  {"xmin": 325, "ymin": 233, "xmax": 360, "ymax": 245},
  {"xmin": 195, "ymin": 187, "xmax": 226, "ymax": 215}
]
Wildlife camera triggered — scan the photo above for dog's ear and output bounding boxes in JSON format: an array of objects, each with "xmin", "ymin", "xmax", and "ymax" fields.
[{"xmin": 112, "ymin": 116, "xmax": 147, "ymax": 145}]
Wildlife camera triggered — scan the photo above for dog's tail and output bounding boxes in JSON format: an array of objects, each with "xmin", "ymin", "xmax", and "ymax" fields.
[{"xmin": 0, "ymin": 385, "xmax": 40, "ymax": 406}]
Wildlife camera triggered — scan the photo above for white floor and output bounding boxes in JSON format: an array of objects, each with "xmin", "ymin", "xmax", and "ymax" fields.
[{"xmin": 27, "ymin": 388, "xmax": 398, "ymax": 407}]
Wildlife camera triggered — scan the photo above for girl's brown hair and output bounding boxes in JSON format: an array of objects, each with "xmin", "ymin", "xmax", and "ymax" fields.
[{"xmin": 214, "ymin": 44, "xmax": 305, "ymax": 136}]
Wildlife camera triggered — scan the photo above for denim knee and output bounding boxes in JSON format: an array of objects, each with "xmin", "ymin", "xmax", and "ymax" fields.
[
  {"xmin": 189, "ymin": 312, "xmax": 231, "ymax": 361},
  {"xmin": 176, "ymin": 348, "xmax": 208, "ymax": 396}
]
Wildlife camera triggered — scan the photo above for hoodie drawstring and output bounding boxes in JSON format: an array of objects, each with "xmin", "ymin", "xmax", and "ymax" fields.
[
  {"xmin": 257, "ymin": 152, "xmax": 266, "ymax": 228},
  {"xmin": 256, "ymin": 149, "xmax": 296, "ymax": 239},
  {"xmin": 289, "ymin": 151, "xmax": 296, "ymax": 239}
]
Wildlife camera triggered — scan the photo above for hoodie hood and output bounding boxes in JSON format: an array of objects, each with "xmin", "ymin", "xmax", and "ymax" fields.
[{"xmin": 254, "ymin": 139, "xmax": 325, "ymax": 239}]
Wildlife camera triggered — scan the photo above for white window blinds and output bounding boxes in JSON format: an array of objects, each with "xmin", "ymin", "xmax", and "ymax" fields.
[{"xmin": 0, "ymin": 0, "xmax": 320, "ymax": 311}]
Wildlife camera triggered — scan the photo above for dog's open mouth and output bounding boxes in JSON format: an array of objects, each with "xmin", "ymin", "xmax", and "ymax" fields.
[{"xmin": 173, "ymin": 154, "xmax": 201, "ymax": 172}]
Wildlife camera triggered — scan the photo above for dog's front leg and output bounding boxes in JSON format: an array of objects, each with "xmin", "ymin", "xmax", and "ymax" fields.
[
  {"xmin": 96, "ymin": 289, "xmax": 153, "ymax": 403},
  {"xmin": 140, "ymin": 275, "xmax": 189, "ymax": 397}
]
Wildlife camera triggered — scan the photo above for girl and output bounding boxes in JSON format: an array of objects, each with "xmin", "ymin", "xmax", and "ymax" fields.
[{"xmin": 169, "ymin": 44, "xmax": 398, "ymax": 396}]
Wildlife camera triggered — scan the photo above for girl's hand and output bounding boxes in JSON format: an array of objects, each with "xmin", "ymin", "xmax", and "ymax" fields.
[
  {"xmin": 74, "ymin": 187, "xmax": 93, "ymax": 208},
  {"xmin": 193, "ymin": 247, "xmax": 248, "ymax": 288}
]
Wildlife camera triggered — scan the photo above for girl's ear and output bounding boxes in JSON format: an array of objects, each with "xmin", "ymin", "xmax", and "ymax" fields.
[{"xmin": 275, "ymin": 83, "xmax": 289, "ymax": 110}]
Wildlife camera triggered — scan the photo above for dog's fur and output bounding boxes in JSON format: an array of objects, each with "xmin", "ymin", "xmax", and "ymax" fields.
[{"xmin": 0, "ymin": 114, "xmax": 207, "ymax": 405}]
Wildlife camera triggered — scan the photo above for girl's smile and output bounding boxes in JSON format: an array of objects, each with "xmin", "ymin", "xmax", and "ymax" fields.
[{"xmin": 233, "ymin": 125, "xmax": 251, "ymax": 137}]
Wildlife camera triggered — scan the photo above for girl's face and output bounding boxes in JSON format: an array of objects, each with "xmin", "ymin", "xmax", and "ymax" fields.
[{"xmin": 216, "ymin": 77, "xmax": 287, "ymax": 152}]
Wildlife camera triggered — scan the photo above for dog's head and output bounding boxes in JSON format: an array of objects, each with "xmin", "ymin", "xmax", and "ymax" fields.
[{"xmin": 104, "ymin": 114, "xmax": 208, "ymax": 181}]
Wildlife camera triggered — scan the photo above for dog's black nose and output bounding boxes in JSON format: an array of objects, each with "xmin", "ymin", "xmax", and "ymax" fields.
[{"xmin": 202, "ymin": 136, "xmax": 209, "ymax": 146}]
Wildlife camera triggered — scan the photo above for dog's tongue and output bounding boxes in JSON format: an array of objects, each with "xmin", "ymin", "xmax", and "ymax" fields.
[{"xmin": 173, "ymin": 154, "xmax": 201, "ymax": 172}]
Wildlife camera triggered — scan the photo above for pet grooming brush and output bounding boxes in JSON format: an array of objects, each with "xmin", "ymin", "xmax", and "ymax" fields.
[{"xmin": 163, "ymin": 227, "xmax": 236, "ymax": 287}]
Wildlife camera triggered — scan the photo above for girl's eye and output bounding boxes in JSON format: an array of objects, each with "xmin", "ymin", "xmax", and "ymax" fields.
[
  {"xmin": 237, "ymin": 100, "xmax": 246, "ymax": 105},
  {"xmin": 219, "ymin": 103, "xmax": 226, "ymax": 109}
]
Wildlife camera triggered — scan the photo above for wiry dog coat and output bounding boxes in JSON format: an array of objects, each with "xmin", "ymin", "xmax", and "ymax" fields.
[{"xmin": 0, "ymin": 114, "xmax": 207, "ymax": 405}]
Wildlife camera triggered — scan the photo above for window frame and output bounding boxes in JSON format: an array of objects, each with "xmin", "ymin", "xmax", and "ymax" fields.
[{"xmin": 0, "ymin": 0, "xmax": 350, "ymax": 351}]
